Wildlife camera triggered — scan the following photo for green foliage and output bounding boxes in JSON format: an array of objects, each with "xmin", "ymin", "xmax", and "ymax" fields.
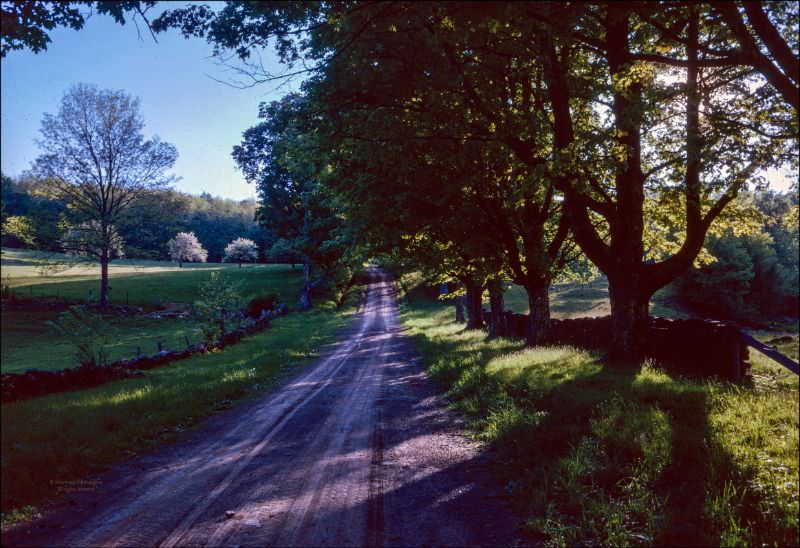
[
  {"xmin": 678, "ymin": 205, "xmax": 799, "ymax": 323},
  {"xmin": 0, "ymin": 175, "xmax": 66, "ymax": 250},
  {"xmin": 1, "ymin": 216, "xmax": 37, "ymax": 247},
  {"xmin": 46, "ymin": 306, "xmax": 110, "ymax": 366},
  {"xmin": 1, "ymin": 1, "xmax": 157, "ymax": 58},
  {"xmin": 2, "ymin": 174, "xmax": 273, "ymax": 262},
  {"xmin": 232, "ymin": 94, "xmax": 364, "ymax": 300},
  {"xmin": 194, "ymin": 271, "xmax": 242, "ymax": 344},
  {"xmin": 246, "ymin": 294, "xmax": 277, "ymax": 318},
  {"xmin": 153, "ymin": 0, "xmax": 798, "ymax": 359}
]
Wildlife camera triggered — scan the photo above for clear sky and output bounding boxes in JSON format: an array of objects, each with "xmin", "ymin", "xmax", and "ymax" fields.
[{"xmin": 1, "ymin": 2, "xmax": 300, "ymax": 200}]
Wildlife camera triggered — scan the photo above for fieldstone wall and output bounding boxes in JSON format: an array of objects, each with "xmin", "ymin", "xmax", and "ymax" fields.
[
  {"xmin": 501, "ymin": 311, "xmax": 748, "ymax": 381},
  {"xmin": 1, "ymin": 304, "xmax": 289, "ymax": 403}
]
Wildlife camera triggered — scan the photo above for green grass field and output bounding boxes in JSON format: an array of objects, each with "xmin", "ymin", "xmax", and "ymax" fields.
[
  {"xmin": 503, "ymin": 277, "xmax": 693, "ymax": 320},
  {"xmin": 1, "ymin": 248, "xmax": 304, "ymax": 306},
  {"xmin": 1, "ymin": 248, "xmax": 359, "ymax": 518},
  {"xmin": 401, "ymin": 299, "xmax": 799, "ymax": 546},
  {"xmin": 1, "ymin": 248, "xmax": 306, "ymax": 374}
]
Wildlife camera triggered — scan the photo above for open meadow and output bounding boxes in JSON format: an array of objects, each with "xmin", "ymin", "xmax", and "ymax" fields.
[{"xmin": 1, "ymin": 248, "xmax": 305, "ymax": 374}]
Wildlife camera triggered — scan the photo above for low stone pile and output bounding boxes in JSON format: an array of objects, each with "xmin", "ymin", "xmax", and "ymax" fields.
[
  {"xmin": 1, "ymin": 303, "xmax": 289, "ymax": 403},
  {"xmin": 501, "ymin": 312, "xmax": 748, "ymax": 381}
]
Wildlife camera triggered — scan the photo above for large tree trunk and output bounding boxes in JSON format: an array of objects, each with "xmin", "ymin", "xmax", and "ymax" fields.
[
  {"xmin": 455, "ymin": 296, "xmax": 466, "ymax": 323},
  {"xmin": 487, "ymin": 277, "xmax": 506, "ymax": 339},
  {"xmin": 607, "ymin": 277, "xmax": 651, "ymax": 362},
  {"xmin": 299, "ymin": 261, "xmax": 313, "ymax": 310},
  {"xmin": 100, "ymin": 251, "xmax": 110, "ymax": 307},
  {"xmin": 464, "ymin": 279, "xmax": 485, "ymax": 330},
  {"xmin": 299, "ymin": 282, "xmax": 312, "ymax": 310},
  {"xmin": 526, "ymin": 282, "xmax": 551, "ymax": 346}
]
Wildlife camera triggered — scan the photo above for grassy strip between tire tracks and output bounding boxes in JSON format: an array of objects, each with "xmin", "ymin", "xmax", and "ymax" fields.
[
  {"xmin": 401, "ymin": 298, "xmax": 798, "ymax": 546},
  {"xmin": 1, "ymin": 300, "xmax": 355, "ymax": 523}
]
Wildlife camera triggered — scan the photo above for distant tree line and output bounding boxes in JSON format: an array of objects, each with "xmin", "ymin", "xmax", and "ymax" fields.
[{"xmin": 1, "ymin": 172, "xmax": 298, "ymax": 265}]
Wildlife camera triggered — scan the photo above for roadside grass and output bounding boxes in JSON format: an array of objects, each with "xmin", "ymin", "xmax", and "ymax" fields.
[
  {"xmin": 1, "ymin": 300, "xmax": 356, "ymax": 517},
  {"xmin": 1, "ymin": 248, "xmax": 306, "ymax": 373},
  {"xmin": 401, "ymin": 299, "xmax": 799, "ymax": 546}
]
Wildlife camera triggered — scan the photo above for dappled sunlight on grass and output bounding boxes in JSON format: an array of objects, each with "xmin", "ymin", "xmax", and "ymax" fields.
[{"xmin": 401, "ymin": 298, "xmax": 799, "ymax": 546}]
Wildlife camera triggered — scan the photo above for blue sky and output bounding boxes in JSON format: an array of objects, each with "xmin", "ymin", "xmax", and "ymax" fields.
[{"xmin": 1, "ymin": 2, "xmax": 300, "ymax": 200}]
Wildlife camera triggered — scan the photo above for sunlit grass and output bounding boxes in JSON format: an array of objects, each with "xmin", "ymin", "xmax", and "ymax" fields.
[
  {"xmin": 402, "ymin": 298, "xmax": 799, "ymax": 546},
  {"xmin": 1, "ymin": 248, "xmax": 307, "ymax": 373},
  {"xmin": 1, "ymin": 247, "xmax": 304, "ymax": 306}
]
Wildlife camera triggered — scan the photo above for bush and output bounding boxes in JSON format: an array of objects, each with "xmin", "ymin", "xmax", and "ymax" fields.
[
  {"xmin": 46, "ymin": 306, "xmax": 110, "ymax": 366},
  {"xmin": 194, "ymin": 272, "xmax": 242, "ymax": 344},
  {"xmin": 246, "ymin": 294, "xmax": 278, "ymax": 318}
]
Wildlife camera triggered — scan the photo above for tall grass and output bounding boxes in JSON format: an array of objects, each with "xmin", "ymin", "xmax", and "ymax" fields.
[{"xmin": 402, "ymin": 299, "xmax": 799, "ymax": 546}]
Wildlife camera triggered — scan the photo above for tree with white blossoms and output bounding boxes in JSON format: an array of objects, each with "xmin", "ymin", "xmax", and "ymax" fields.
[
  {"xmin": 223, "ymin": 237, "xmax": 258, "ymax": 267},
  {"xmin": 167, "ymin": 231, "xmax": 208, "ymax": 267}
]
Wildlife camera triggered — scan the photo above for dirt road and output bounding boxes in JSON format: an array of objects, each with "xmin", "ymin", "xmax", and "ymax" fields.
[{"xmin": 4, "ymin": 270, "xmax": 523, "ymax": 547}]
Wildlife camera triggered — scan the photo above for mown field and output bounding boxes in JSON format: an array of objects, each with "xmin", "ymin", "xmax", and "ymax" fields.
[
  {"xmin": 504, "ymin": 277, "xmax": 693, "ymax": 320},
  {"xmin": 1, "ymin": 248, "xmax": 305, "ymax": 374},
  {"xmin": 1, "ymin": 248, "xmax": 303, "ymax": 306},
  {"xmin": 401, "ymin": 299, "xmax": 799, "ymax": 546},
  {"xmin": 1, "ymin": 247, "xmax": 358, "ymax": 519}
]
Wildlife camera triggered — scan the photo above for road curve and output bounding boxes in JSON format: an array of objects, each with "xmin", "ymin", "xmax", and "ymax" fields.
[{"xmin": 3, "ymin": 270, "xmax": 523, "ymax": 547}]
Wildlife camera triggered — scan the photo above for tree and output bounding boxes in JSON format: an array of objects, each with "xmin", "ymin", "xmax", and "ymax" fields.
[
  {"xmin": 62, "ymin": 220, "xmax": 125, "ymax": 262},
  {"xmin": 157, "ymin": 2, "xmax": 797, "ymax": 360},
  {"xmin": 532, "ymin": 4, "xmax": 794, "ymax": 360},
  {"xmin": 167, "ymin": 231, "xmax": 207, "ymax": 267},
  {"xmin": 233, "ymin": 94, "xmax": 360, "ymax": 309},
  {"xmin": 32, "ymin": 83, "xmax": 177, "ymax": 306},
  {"xmin": 1, "ymin": 1, "xmax": 158, "ymax": 58},
  {"xmin": 223, "ymin": 237, "xmax": 257, "ymax": 267}
]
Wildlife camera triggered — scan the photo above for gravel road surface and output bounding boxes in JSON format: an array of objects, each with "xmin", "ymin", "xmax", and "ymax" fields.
[{"xmin": 3, "ymin": 270, "xmax": 524, "ymax": 547}]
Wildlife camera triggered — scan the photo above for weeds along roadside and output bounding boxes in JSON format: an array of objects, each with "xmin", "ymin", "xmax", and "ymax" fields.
[{"xmin": 401, "ymin": 298, "xmax": 799, "ymax": 546}]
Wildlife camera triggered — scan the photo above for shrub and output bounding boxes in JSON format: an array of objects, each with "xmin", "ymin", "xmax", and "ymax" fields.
[
  {"xmin": 194, "ymin": 272, "xmax": 242, "ymax": 344},
  {"xmin": 46, "ymin": 306, "xmax": 110, "ymax": 366}
]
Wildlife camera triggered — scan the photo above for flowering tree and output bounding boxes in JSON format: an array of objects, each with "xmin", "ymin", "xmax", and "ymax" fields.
[
  {"xmin": 223, "ymin": 237, "xmax": 258, "ymax": 267},
  {"xmin": 167, "ymin": 231, "xmax": 207, "ymax": 267}
]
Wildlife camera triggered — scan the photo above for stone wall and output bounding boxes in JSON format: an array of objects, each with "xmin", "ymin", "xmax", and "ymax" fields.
[
  {"xmin": 1, "ymin": 304, "xmax": 288, "ymax": 403},
  {"xmin": 501, "ymin": 312, "xmax": 748, "ymax": 381}
]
